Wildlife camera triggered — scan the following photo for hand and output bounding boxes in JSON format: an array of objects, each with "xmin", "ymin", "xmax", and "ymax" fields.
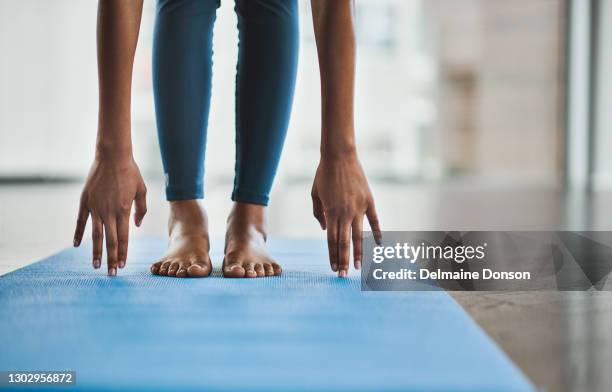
[
  {"xmin": 73, "ymin": 154, "xmax": 147, "ymax": 276},
  {"xmin": 311, "ymin": 153, "xmax": 382, "ymax": 277}
]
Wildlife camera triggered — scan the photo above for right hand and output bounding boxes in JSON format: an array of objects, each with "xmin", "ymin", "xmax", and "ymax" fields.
[{"xmin": 73, "ymin": 155, "xmax": 147, "ymax": 276}]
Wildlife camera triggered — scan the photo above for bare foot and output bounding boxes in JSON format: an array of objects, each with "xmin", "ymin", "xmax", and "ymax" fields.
[
  {"xmin": 223, "ymin": 202, "xmax": 282, "ymax": 278},
  {"xmin": 150, "ymin": 200, "xmax": 212, "ymax": 278}
]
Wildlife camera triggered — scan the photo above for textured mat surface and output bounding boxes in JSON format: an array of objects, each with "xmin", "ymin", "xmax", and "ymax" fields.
[{"xmin": 0, "ymin": 238, "xmax": 534, "ymax": 392}]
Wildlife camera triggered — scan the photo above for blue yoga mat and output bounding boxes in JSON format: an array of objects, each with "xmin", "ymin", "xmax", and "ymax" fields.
[{"xmin": 0, "ymin": 238, "xmax": 534, "ymax": 392}]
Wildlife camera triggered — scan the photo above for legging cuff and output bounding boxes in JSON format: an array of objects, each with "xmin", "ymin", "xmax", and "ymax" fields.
[
  {"xmin": 231, "ymin": 189, "xmax": 269, "ymax": 206},
  {"xmin": 166, "ymin": 185, "xmax": 204, "ymax": 201}
]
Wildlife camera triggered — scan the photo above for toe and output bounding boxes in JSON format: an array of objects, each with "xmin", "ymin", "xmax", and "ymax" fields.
[
  {"xmin": 271, "ymin": 262, "xmax": 282, "ymax": 276},
  {"xmin": 254, "ymin": 263, "xmax": 265, "ymax": 277},
  {"xmin": 176, "ymin": 261, "xmax": 190, "ymax": 278},
  {"xmin": 244, "ymin": 262, "xmax": 257, "ymax": 278},
  {"xmin": 223, "ymin": 260, "xmax": 246, "ymax": 278},
  {"xmin": 150, "ymin": 260, "xmax": 163, "ymax": 275},
  {"xmin": 187, "ymin": 260, "xmax": 212, "ymax": 278},
  {"xmin": 167, "ymin": 261, "xmax": 180, "ymax": 277},
  {"xmin": 159, "ymin": 260, "xmax": 172, "ymax": 276},
  {"xmin": 263, "ymin": 263, "xmax": 274, "ymax": 276}
]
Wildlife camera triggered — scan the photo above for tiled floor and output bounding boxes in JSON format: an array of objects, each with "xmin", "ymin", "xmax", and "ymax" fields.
[{"xmin": 1, "ymin": 181, "xmax": 611, "ymax": 392}]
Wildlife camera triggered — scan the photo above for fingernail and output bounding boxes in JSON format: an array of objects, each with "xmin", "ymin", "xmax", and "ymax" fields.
[
  {"xmin": 108, "ymin": 267, "xmax": 116, "ymax": 277},
  {"xmin": 339, "ymin": 270, "xmax": 347, "ymax": 278},
  {"xmin": 331, "ymin": 263, "xmax": 338, "ymax": 272},
  {"xmin": 93, "ymin": 259, "xmax": 100, "ymax": 269},
  {"xmin": 355, "ymin": 260, "xmax": 362, "ymax": 270},
  {"xmin": 119, "ymin": 260, "xmax": 125, "ymax": 269}
]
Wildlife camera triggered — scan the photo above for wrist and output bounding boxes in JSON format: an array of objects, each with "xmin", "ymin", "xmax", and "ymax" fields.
[
  {"xmin": 320, "ymin": 143, "xmax": 357, "ymax": 162},
  {"xmin": 95, "ymin": 141, "xmax": 133, "ymax": 162}
]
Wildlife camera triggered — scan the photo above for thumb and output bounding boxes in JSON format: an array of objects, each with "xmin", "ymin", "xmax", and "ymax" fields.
[
  {"xmin": 311, "ymin": 193, "xmax": 327, "ymax": 230},
  {"xmin": 134, "ymin": 184, "xmax": 147, "ymax": 227}
]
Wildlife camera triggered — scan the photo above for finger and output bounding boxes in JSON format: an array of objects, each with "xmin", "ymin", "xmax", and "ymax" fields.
[
  {"xmin": 326, "ymin": 218, "xmax": 339, "ymax": 272},
  {"xmin": 338, "ymin": 218, "xmax": 352, "ymax": 277},
  {"xmin": 117, "ymin": 214, "xmax": 129, "ymax": 269},
  {"xmin": 73, "ymin": 198, "xmax": 89, "ymax": 247},
  {"xmin": 104, "ymin": 217, "xmax": 118, "ymax": 277},
  {"xmin": 366, "ymin": 201, "xmax": 382, "ymax": 245},
  {"xmin": 92, "ymin": 215, "xmax": 103, "ymax": 269},
  {"xmin": 134, "ymin": 183, "xmax": 147, "ymax": 227},
  {"xmin": 352, "ymin": 215, "xmax": 364, "ymax": 270},
  {"xmin": 311, "ymin": 193, "xmax": 326, "ymax": 229}
]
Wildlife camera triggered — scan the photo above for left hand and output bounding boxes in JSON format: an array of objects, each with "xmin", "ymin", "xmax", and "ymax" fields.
[{"xmin": 311, "ymin": 153, "xmax": 382, "ymax": 277}]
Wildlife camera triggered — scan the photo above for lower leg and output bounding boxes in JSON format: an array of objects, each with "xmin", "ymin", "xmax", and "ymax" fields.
[
  {"xmin": 232, "ymin": 0, "xmax": 299, "ymax": 205},
  {"xmin": 223, "ymin": 202, "xmax": 281, "ymax": 278},
  {"xmin": 224, "ymin": 0, "xmax": 299, "ymax": 277},
  {"xmin": 151, "ymin": 1, "xmax": 217, "ymax": 277}
]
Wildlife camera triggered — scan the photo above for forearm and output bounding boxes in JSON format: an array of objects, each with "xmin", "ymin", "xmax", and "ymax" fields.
[
  {"xmin": 96, "ymin": 0, "xmax": 143, "ymax": 158},
  {"xmin": 311, "ymin": 0, "xmax": 356, "ymax": 159}
]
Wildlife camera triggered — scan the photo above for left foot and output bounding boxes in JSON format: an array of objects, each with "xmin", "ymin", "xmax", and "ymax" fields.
[{"xmin": 223, "ymin": 202, "xmax": 282, "ymax": 278}]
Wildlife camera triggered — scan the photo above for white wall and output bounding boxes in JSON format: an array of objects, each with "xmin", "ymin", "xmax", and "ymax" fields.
[
  {"xmin": 0, "ymin": 0, "xmax": 98, "ymax": 177},
  {"xmin": 593, "ymin": 0, "xmax": 612, "ymax": 189}
]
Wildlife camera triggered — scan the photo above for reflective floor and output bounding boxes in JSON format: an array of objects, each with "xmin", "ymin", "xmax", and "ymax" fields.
[{"xmin": 1, "ymin": 181, "xmax": 611, "ymax": 392}]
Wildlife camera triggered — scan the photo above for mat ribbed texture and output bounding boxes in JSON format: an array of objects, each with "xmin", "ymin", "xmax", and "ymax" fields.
[{"xmin": 0, "ymin": 237, "xmax": 534, "ymax": 392}]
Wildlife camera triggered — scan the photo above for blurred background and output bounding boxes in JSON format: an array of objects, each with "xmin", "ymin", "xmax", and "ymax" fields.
[{"xmin": 1, "ymin": 1, "xmax": 611, "ymax": 391}]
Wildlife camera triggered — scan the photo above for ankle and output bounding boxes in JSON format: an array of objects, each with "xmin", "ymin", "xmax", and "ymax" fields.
[
  {"xmin": 170, "ymin": 199, "xmax": 203, "ymax": 212},
  {"xmin": 227, "ymin": 202, "xmax": 268, "ymax": 236},
  {"xmin": 168, "ymin": 200, "xmax": 207, "ymax": 232}
]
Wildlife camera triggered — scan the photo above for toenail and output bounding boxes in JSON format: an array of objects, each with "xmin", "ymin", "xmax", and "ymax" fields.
[
  {"xmin": 355, "ymin": 260, "xmax": 361, "ymax": 270},
  {"xmin": 331, "ymin": 263, "xmax": 338, "ymax": 271},
  {"xmin": 93, "ymin": 259, "xmax": 100, "ymax": 269},
  {"xmin": 108, "ymin": 268, "xmax": 116, "ymax": 277},
  {"xmin": 119, "ymin": 260, "xmax": 125, "ymax": 268},
  {"xmin": 339, "ymin": 270, "xmax": 347, "ymax": 278}
]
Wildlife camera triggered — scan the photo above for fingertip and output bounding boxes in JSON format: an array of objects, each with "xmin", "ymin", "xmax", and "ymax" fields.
[{"xmin": 374, "ymin": 233, "xmax": 383, "ymax": 246}]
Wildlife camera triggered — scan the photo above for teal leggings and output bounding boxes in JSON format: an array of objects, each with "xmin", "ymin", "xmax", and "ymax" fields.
[{"xmin": 153, "ymin": 0, "xmax": 299, "ymax": 205}]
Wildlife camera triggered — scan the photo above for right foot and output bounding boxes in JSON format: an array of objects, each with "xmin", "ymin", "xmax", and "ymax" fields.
[{"xmin": 150, "ymin": 200, "xmax": 212, "ymax": 278}]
